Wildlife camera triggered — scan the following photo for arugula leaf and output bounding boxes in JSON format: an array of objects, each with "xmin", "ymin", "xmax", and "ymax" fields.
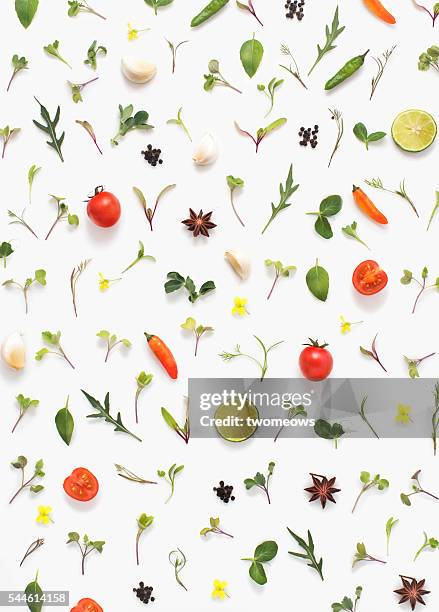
[
  {"xmin": 287, "ymin": 528, "xmax": 323, "ymax": 580},
  {"xmin": 81, "ymin": 390, "xmax": 142, "ymax": 442},
  {"xmin": 308, "ymin": 6, "xmax": 345, "ymax": 75},
  {"xmin": 111, "ymin": 104, "xmax": 154, "ymax": 145},
  {"xmin": 33, "ymin": 98, "xmax": 65, "ymax": 162},
  {"xmin": 261, "ymin": 164, "xmax": 299, "ymax": 233}
]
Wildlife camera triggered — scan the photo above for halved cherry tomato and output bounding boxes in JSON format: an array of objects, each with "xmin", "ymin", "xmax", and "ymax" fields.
[
  {"xmin": 71, "ymin": 599, "xmax": 103, "ymax": 612},
  {"xmin": 63, "ymin": 467, "xmax": 99, "ymax": 502},
  {"xmin": 352, "ymin": 260, "xmax": 388, "ymax": 295},
  {"xmin": 86, "ymin": 186, "xmax": 121, "ymax": 228}
]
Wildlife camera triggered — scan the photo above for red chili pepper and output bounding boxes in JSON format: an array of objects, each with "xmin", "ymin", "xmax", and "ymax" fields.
[{"xmin": 144, "ymin": 332, "xmax": 178, "ymax": 379}]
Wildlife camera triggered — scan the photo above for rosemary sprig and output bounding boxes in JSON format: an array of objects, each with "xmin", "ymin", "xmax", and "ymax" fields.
[
  {"xmin": 365, "ymin": 177, "xmax": 418, "ymax": 217},
  {"xmin": 8, "ymin": 209, "xmax": 39, "ymax": 239},
  {"xmin": 279, "ymin": 44, "xmax": 307, "ymax": 89},
  {"xmin": 328, "ymin": 108, "xmax": 344, "ymax": 168},
  {"xmin": 287, "ymin": 528, "xmax": 323, "ymax": 581},
  {"xmin": 70, "ymin": 259, "xmax": 91, "ymax": 317},
  {"xmin": 370, "ymin": 45, "xmax": 396, "ymax": 100},
  {"xmin": 261, "ymin": 164, "xmax": 299, "ymax": 233},
  {"xmin": 358, "ymin": 395, "xmax": 380, "ymax": 439},
  {"xmin": 308, "ymin": 6, "xmax": 345, "ymax": 76},
  {"xmin": 432, "ymin": 382, "xmax": 439, "ymax": 456},
  {"xmin": 165, "ymin": 39, "xmax": 188, "ymax": 74},
  {"xmin": 114, "ymin": 464, "xmax": 157, "ymax": 484},
  {"xmin": 81, "ymin": 390, "xmax": 142, "ymax": 442},
  {"xmin": 19, "ymin": 538, "xmax": 44, "ymax": 567}
]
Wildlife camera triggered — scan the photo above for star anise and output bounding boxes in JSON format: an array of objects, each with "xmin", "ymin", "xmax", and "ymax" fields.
[
  {"xmin": 394, "ymin": 576, "xmax": 430, "ymax": 610},
  {"xmin": 304, "ymin": 473, "xmax": 340, "ymax": 509},
  {"xmin": 182, "ymin": 208, "xmax": 217, "ymax": 237}
]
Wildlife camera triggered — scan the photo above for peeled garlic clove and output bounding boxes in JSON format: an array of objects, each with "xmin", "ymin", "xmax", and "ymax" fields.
[
  {"xmin": 225, "ymin": 250, "xmax": 250, "ymax": 280},
  {"xmin": 1, "ymin": 331, "xmax": 25, "ymax": 370},
  {"xmin": 121, "ymin": 56, "xmax": 157, "ymax": 84},
  {"xmin": 193, "ymin": 133, "xmax": 218, "ymax": 166}
]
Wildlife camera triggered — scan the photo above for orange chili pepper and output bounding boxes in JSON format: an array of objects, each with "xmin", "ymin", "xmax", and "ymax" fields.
[
  {"xmin": 144, "ymin": 332, "xmax": 178, "ymax": 379},
  {"xmin": 352, "ymin": 185, "xmax": 388, "ymax": 225},
  {"xmin": 363, "ymin": 0, "xmax": 396, "ymax": 24}
]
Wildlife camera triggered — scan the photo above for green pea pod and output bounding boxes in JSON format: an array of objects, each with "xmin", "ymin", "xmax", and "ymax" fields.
[
  {"xmin": 325, "ymin": 50, "xmax": 369, "ymax": 91},
  {"xmin": 191, "ymin": 0, "xmax": 230, "ymax": 27}
]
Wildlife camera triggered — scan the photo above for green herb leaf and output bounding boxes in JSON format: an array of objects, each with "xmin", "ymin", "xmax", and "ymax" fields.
[
  {"xmin": 308, "ymin": 6, "xmax": 345, "ymax": 75},
  {"xmin": 240, "ymin": 35, "xmax": 264, "ymax": 78},
  {"xmin": 306, "ymin": 260, "xmax": 329, "ymax": 301},
  {"xmin": 320, "ymin": 195, "xmax": 342, "ymax": 216},
  {"xmin": 24, "ymin": 572, "xmax": 43, "ymax": 612},
  {"xmin": 55, "ymin": 396, "xmax": 74, "ymax": 445},
  {"xmin": 33, "ymin": 98, "xmax": 65, "ymax": 162},
  {"xmin": 15, "ymin": 0, "xmax": 39, "ymax": 28}
]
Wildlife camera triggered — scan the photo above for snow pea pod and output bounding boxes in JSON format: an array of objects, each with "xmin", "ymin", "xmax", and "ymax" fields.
[
  {"xmin": 191, "ymin": 0, "xmax": 230, "ymax": 27},
  {"xmin": 325, "ymin": 50, "xmax": 369, "ymax": 91}
]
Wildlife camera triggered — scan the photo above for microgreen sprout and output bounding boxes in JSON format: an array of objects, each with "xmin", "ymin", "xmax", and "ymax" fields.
[
  {"xmin": 136, "ymin": 514, "xmax": 154, "ymax": 565},
  {"xmin": 352, "ymin": 471, "xmax": 389, "ymax": 513},
  {"xmin": 400, "ymin": 470, "xmax": 439, "ymax": 506},
  {"xmin": 9, "ymin": 456, "xmax": 45, "ymax": 504},
  {"xmin": 96, "ymin": 330, "xmax": 131, "ymax": 362},
  {"xmin": 157, "ymin": 464, "xmax": 184, "ymax": 503},
  {"xmin": 3, "ymin": 269, "xmax": 46, "ymax": 314},
  {"xmin": 35, "ymin": 331, "xmax": 75, "ymax": 369},
  {"xmin": 220, "ymin": 336, "xmax": 283, "ymax": 381},
  {"xmin": 244, "ymin": 461, "xmax": 275, "ymax": 504}
]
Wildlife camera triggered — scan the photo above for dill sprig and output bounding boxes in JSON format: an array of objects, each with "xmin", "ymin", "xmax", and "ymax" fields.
[
  {"xmin": 279, "ymin": 44, "xmax": 307, "ymax": 89},
  {"xmin": 328, "ymin": 108, "xmax": 344, "ymax": 168},
  {"xmin": 365, "ymin": 177, "xmax": 418, "ymax": 217},
  {"xmin": 370, "ymin": 45, "xmax": 397, "ymax": 101}
]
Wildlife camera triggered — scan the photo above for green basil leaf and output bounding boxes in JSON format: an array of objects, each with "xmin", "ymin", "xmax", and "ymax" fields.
[
  {"xmin": 249, "ymin": 560, "xmax": 267, "ymax": 585},
  {"xmin": 240, "ymin": 36, "xmax": 264, "ymax": 78},
  {"xmin": 314, "ymin": 419, "xmax": 333, "ymax": 439},
  {"xmin": 55, "ymin": 400, "xmax": 74, "ymax": 446},
  {"xmin": 306, "ymin": 261, "xmax": 329, "ymax": 301},
  {"xmin": 254, "ymin": 540, "xmax": 278, "ymax": 562},
  {"xmin": 319, "ymin": 195, "xmax": 342, "ymax": 217},
  {"xmin": 24, "ymin": 574, "xmax": 43, "ymax": 612},
  {"xmin": 353, "ymin": 122, "xmax": 368, "ymax": 143},
  {"xmin": 315, "ymin": 216, "xmax": 333, "ymax": 239},
  {"xmin": 199, "ymin": 280, "xmax": 216, "ymax": 295},
  {"xmin": 367, "ymin": 131, "xmax": 386, "ymax": 142},
  {"xmin": 15, "ymin": 0, "xmax": 39, "ymax": 28}
]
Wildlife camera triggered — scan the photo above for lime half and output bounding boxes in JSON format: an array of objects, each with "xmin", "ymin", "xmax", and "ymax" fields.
[
  {"xmin": 392, "ymin": 109, "xmax": 437, "ymax": 152},
  {"xmin": 214, "ymin": 400, "xmax": 259, "ymax": 443}
]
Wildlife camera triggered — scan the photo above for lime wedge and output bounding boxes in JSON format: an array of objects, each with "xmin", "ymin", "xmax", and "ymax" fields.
[
  {"xmin": 214, "ymin": 400, "xmax": 259, "ymax": 443},
  {"xmin": 392, "ymin": 109, "xmax": 436, "ymax": 152}
]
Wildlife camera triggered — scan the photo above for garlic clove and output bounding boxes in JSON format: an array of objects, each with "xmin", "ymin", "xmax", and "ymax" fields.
[
  {"xmin": 121, "ymin": 56, "xmax": 157, "ymax": 84},
  {"xmin": 1, "ymin": 331, "xmax": 25, "ymax": 370},
  {"xmin": 193, "ymin": 133, "xmax": 218, "ymax": 166},
  {"xmin": 224, "ymin": 250, "xmax": 250, "ymax": 280}
]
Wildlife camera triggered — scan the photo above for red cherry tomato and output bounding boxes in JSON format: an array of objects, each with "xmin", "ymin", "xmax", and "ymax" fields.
[
  {"xmin": 71, "ymin": 599, "xmax": 103, "ymax": 612},
  {"xmin": 63, "ymin": 467, "xmax": 99, "ymax": 502},
  {"xmin": 299, "ymin": 339, "xmax": 333, "ymax": 381},
  {"xmin": 352, "ymin": 260, "xmax": 388, "ymax": 295},
  {"xmin": 87, "ymin": 186, "xmax": 121, "ymax": 228}
]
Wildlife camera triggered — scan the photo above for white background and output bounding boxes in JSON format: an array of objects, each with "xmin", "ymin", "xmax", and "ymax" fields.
[{"xmin": 1, "ymin": 0, "xmax": 439, "ymax": 610}]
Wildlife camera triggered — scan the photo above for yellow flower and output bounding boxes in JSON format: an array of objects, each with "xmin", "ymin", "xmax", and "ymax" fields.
[
  {"xmin": 395, "ymin": 403, "xmax": 412, "ymax": 424},
  {"xmin": 127, "ymin": 23, "xmax": 149, "ymax": 41},
  {"xmin": 212, "ymin": 579, "xmax": 229, "ymax": 600},
  {"xmin": 232, "ymin": 297, "xmax": 248, "ymax": 316},
  {"xmin": 340, "ymin": 315, "xmax": 363, "ymax": 334},
  {"xmin": 36, "ymin": 506, "xmax": 53, "ymax": 524},
  {"xmin": 98, "ymin": 273, "xmax": 121, "ymax": 292}
]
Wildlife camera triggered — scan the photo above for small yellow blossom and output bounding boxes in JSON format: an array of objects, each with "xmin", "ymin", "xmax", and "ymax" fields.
[
  {"xmin": 36, "ymin": 506, "xmax": 53, "ymax": 525},
  {"xmin": 127, "ymin": 23, "xmax": 149, "ymax": 41},
  {"xmin": 340, "ymin": 315, "xmax": 363, "ymax": 334},
  {"xmin": 395, "ymin": 403, "xmax": 412, "ymax": 425},
  {"xmin": 232, "ymin": 297, "xmax": 248, "ymax": 316},
  {"xmin": 98, "ymin": 273, "xmax": 121, "ymax": 292},
  {"xmin": 212, "ymin": 579, "xmax": 229, "ymax": 600}
]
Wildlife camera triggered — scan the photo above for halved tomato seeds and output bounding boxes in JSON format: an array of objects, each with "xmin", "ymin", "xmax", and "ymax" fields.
[
  {"xmin": 63, "ymin": 467, "xmax": 99, "ymax": 502},
  {"xmin": 352, "ymin": 260, "xmax": 388, "ymax": 295},
  {"xmin": 71, "ymin": 598, "xmax": 103, "ymax": 612}
]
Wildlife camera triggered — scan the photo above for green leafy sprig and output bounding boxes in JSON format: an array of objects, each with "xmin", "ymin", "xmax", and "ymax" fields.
[
  {"xmin": 386, "ymin": 517, "xmax": 398, "ymax": 555},
  {"xmin": 365, "ymin": 177, "xmax": 418, "ymax": 217},
  {"xmin": 226, "ymin": 175, "xmax": 245, "ymax": 227},
  {"xmin": 279, "ymin": 43, "xmax": 307, "ymax": 89},
  {"xmin": 45, "ymin": 195, "xmax": 78, "ymax": 240},
  {"xmin": 76, "ymin": 119, "xmax": 103, "ymax": 154},
  {"xmin": 67, "ymin": 1, "xmax": 106, "ymax": 19},
  {"xmin": 165, "ymin": 271, "xmax": 215, "ymax": 303},
  {"xmin": 257, "ymin": 77, "xmax": 283, "ymax": 117},
  {"xmin": 134, "ymin": 372, "xmax": 153, "ymax": 424},
  {"xmin": 0, "ymin": 126, "xmax": 20, "ymax": 159},
  {"xmin": 165, "ymin": 40, "xmax": 188, "ymax": 74},
  {"xmin": 144, "ymin": 0, "xmax": 174, "ymax": 15},
  {"xmin": 84, "ymin": 40, "xmax": 107, "ymax": 70},
  {"xmin": 401, "ymin": 469, "xmax": 439, "ymax": 506},
  {"xmin": 353, "ymin": 542, "xmax": 386, "ymax": 567},
  {"xmin": 220, "ymin": 336, "xmax": 283, "ymax": 381},
  {"xmin": 204, "ymin": 59, "xmax": 242, "ymax": 94},
  {"xmin": 274, "ymin": 403, "xmax": 307, "ymax": 442},
  {"xmin": 353, "ymin": 123, "xmax": 386, "ymax": 150},
  {"xmin": 419, "ymin": 45, "xmax": 439, "ymax": 72},
  {"xmin": 111, "ymin": 104, "xmax": 153, "ymax": 146},
  {"xmin": 328, "ymin": 107, "xmax": 344, "ymax": 167},
  {"xmin": 161, "ymin": 405, "xmax": 190, "ymax": 444},
  {"xmin": 401, "ymin": 267, "xmax": 439, "ymax": 313},
  {"xmin": 358, "ymin": 396, "xmax": 380, "ymax": 439},
  {"xmin": 133, "ymin": 184, "xmax": 176, "ymax": 231},
  {"xmin": 136, "ymin": 514, "xmax": 154, "ymax": 565},
  {"xmin": 314, "ymin": 419, "xmax": 345, "ymax": 449},
  {"xmin": 33, "ymin": 98, "xmax": 65, "ymax": 162},
  {"xmin": 157, "ymin": 464, "xmax": 184, "ymax": 503},
  {"xmin": 169, "ymin": 549, "xmax": 188, "ymax": 591},
  {"xmin": 306, "ymin": 260, "xmax": 330, "ymax": 302},
  {"xmin": 7, "ymin": 54, "xmax": 28, "ymax": 92},
  {"xmin": 0, "ymin": 241, "xmax": 14, "ymax": 268},
  {"xmin": 9, "ymin": 456, "xmax": 45, "ymax": 504},
  {"xmin": 306, "ymin": 195, "xmax": 342, "ymax": 239},
  {"xmin": 308, "ymin": 6, "xmax": 345, "ymax": 75},
  {"xmin": 352, "ymin": 471, "xmax": 389, "ymax": 513},
  {"xmin": 35, "ymin": 331, "xmax": 75, "ymax": 369},
  {"xmin": 414, "ymin": 532, "xmax": 439, "ymax": 561},
  {"xmin": 82, "ymin": 390, "xmax": 142, "ymax": 442},
  {"xmin": 287, "ymin": 528, "xmax": 323, "ymax": 580},
  {"xmin": 235, "ymin": 118, "xmax": 287, "ymax": 154},
  {"xmin": 370, "ymin": 46, "xmax": 396, "ymax": 100},
  {"xmin": 181, "ymin": 317, "xmax": 213, "ymax": 356},
  {"xmin": 44, "ymin": 40, "xmax": 71, "ymax": 68},
  {"xmin": 167, "ymin": 107, "xmax": 191, "ymax": 141},
  {"xmin": 244, "ymin": 461, "xmax": 275, "ymax": 504},
  {"xmin": 360, "ymin": 334, "xmax": 387, "ymax": 372},
  {"xmin": 3, "ymin": 269, "xmax": 46, "ymax": 314},
  {"xmin": 68, "ymin": 77, "xmax": 98, "ymax": 103},
  {"xmin": 342, "ymin": 221, "xmax": 369, "ymax": 249},
  {"xmin": 28, "ymin": 164, "xmax": 41, "ymax": 203},
  {"xmin": 242, "ymin": 540, "xmax": 278, "ymax": 585},
  {"xmin": 12, "ymin": 394, "xmax": 39, "ymax": 434},
  {"xmin": 121, "ymin": 241, "xmax": 155, "ymax": 274},
  {"xmin": 237, "ymin": 0, "xmax": 263, "ymax": 26},
  {"xmin": 200, "ymin": 517, "xmax": 233, "ymax": 538},
  {"xmin": 261, "ymin": 163, "xmax": 298, "ymax": 233},
  {"xmin": 8, "ymin": 209, "xmax": 38, "ymax": 239},
  {"xmin": 265, "ymin": 259, "xmax": 296, "ymax": 299},
  {"xmin": 24, "ymin": 572, "xmax": 43, "ymax": 611},
  {"xmin": 96, "ymin": 330, "xmax": 131, "ymax": 362},
  {"xmin": 70, "ymin": 259, "xmax": 91, "ymax": 317},
  {"xmin": 66, "ymin": 532, "xmax": 105, "ymax": 575},
  {"xmin": 332, "ymin": 586, "xmax": 363, "ymax": 612},
  {"xmin": 404, "ymin": 353, "xmax": 435, "ymax": 378}
]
